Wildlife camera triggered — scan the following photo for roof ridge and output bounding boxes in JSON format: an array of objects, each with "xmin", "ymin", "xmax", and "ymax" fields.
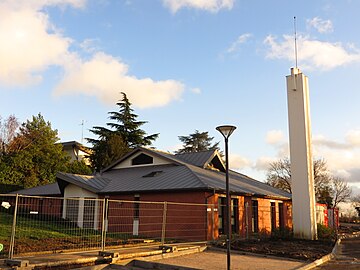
[{"xmin": 174, "ymin": 149, "xmax": 216, "ymax": 156}]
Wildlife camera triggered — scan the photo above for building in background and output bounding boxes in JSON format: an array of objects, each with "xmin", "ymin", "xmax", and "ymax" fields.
[{"xmin": 61, "ymin": 141, "xmax": 92, "ymax": 165}]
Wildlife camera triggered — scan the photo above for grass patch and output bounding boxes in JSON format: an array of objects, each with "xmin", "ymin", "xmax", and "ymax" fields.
[
  {"xmin": 0, "ymin": 212, "xmax": 102, "ymax": 241},
  {"xmin": 0, "ymin": 212, "xmax": 13, "ymax": 239}
]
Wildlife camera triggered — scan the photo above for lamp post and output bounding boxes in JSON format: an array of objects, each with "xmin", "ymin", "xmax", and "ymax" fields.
[{"xmin": 216, "ymin": 125, "xmax": 236, "ymax": 270}]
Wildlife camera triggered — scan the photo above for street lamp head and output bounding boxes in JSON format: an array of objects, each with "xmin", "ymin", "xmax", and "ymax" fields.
[{"xmin": 216, "ymin": 125, "xmax": 237, "ymax": 139}]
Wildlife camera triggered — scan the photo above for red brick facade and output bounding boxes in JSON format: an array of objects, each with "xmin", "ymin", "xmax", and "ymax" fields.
[{"xmin": 102, "ymin": 191, "xmax": 292, "ymax": 241}]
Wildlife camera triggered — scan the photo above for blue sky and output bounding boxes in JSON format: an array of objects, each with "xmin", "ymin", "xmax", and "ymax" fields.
[{"xmin": 1, "ymin": 0, "xmax": 360, "ymax": 195}]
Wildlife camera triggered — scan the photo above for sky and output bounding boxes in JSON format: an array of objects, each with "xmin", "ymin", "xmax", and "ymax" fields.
[{"xmin": 1, "ymin": 0, "xmax": 360, "ymax": 195}]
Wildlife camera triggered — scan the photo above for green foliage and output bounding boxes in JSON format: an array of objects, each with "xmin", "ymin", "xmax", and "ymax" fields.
[
  {"xmin": 0, "ymin": 113, "xmax": 70, "ymax": 189},
  {"xmin": 107, "ymin": 93, "xmax": 159, "ymax": 147},
  {"xmin": 317, "ymin": 223, "xmax": 336, "ymax": 241},
  {"xmin": 89, "ymin": 133, "xmax": 129, "ymax": 171},
  {"xmin": 317, "ymin": 185, "xmax": 333, "ymax": 206},
  {"xmin": 64, "ymin": 160, "xmax": 92, "ymax": 175},
  {"xmin": 176, "ymin": 130, "xmax": 220, "ymax": 154},
  {"xmin": 270, "ymin": 227, "xmax": 293, "ymax": 240},
  {"xmin": 88, "ymin": 92, "xmax": 158, "ymax": 171}
]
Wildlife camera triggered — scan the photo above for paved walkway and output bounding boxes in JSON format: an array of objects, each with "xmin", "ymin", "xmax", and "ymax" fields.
[
  {"xmin": 146, "ymin": 249, "xmax": 307, "ymax": 270},
  {"xmin": 0, "ymin": 245, "xmax": 307, "ymax": 270},
  {"xmin": 2, "ymin": 233, "xmax": 360, "ymax": 270},
  {"xmin": 315, "ymin": 234, "xmax": 360, "ymax": 270}
]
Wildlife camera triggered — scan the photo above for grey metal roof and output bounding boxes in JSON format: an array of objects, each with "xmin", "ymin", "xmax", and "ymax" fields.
[
  {"xmin": 10, "ymin": 183, "xmax": 61, "ymax": 196},
  {"xmin": 55, "ymin": 147, "xmax": 291, "ymax": 199},
  {"xmin": 174, "ymin": 150, "xmax": 216, "ymax": 168},
  {"xmin": 57, "ymin": 172, "xmax": 111, "ymax": 193},
  {"xmin": 101, "ymin": 164, "xmax": 207, "ymax": 193},
  {"xmin": 187, "ymin": 163, "xmax": 291, "ymax": 199}
]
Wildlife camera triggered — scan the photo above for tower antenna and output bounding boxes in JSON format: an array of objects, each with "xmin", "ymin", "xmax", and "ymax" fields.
[
  {"xmin": 294, "ymin": 16, "xmax": 298, "ymax": 68},
  {"xmin": 80, "ymin": 120, "xmax": 85, "ymax": 144}
]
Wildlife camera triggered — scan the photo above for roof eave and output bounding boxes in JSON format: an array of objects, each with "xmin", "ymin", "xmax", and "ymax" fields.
[{"xmin": 56, "ymin": 172, "xmax": 99, "ymax": 194}]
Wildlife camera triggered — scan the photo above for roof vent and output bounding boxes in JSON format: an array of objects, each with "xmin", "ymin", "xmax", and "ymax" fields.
[{"xmin": 142, "ymin": 171, "xmax": 163, "ymax": 178}]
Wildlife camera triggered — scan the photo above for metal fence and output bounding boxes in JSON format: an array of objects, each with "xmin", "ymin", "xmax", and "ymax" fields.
[
  {"xmin": 0, "ymin": 194, "xmax": 212, "ymax": 259},
  {"xmin": 0, "ymin": 194, "xmax": 333, "ymax": 259}
]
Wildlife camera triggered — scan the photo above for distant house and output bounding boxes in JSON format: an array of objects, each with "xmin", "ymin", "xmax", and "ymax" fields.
[
  {"xmin": 61, "ymin": 141, "xmax": 92, "ymax": 165},
  {"xmin": 54, "ymin": 147, "xmax": 292, "ymax": 240}
]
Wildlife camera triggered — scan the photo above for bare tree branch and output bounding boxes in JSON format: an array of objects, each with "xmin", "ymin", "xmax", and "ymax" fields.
[{"xmin": 332, "ymin": 177, "xmax": 352, "ymax": 208}]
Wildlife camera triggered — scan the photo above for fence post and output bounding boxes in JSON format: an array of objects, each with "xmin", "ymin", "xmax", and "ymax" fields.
[
  {"xmin": 8, "ymin": 194, "xmax": 19, "ymax": 259},
  {"xmin": 161, "ymin": 202, "xmax": 167, "ymax": 246},
  {"xmin": 101, "ymin": 198, "xmax": 108, "ymax": 251}
]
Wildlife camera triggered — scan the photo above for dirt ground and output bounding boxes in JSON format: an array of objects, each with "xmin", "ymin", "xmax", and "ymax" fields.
[
  {"xmin": 221, "ymin": 224, "xmax": 360, "ymax": 262},
  {"xmin": 230, "ymin": 238, "xmax": 333, "ymax": 261}
]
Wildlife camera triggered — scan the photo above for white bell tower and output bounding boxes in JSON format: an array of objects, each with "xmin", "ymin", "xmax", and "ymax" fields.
[{"xmin": 286, "ymin": 67, "xmax": 317, "ymax": 240}]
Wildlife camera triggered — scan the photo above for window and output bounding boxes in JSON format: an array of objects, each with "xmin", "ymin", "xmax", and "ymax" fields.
[
  {"xmin": 218, "ymin": 197, "xmax": 238, "ymax": 234},
  {"xmin": 65, "ymin": 199, "xmax": 79, "ymax": 223},
  {"xmin": 218, "ymin": 197, "xmax": 226, "ymax": 235},
  {"xmin": 251, "ymin": 200, "xmax": 258, "ymax": 233},
  {"xmin": 83, "ymin": 199, "xmax": 95, "ymax": 229},
  {"xmin": 134, "ymin": 196, "xmax": 140, "ymax": 219},
  {"xmin": 132, "ymin": 154, "xmax": 153, "ymax": 165},
  {"xmin": 278, "ymin": 203, "xmax": 285, "ymax": 230},
  {"xmin": 231, "ymin": 198, "xmax": 239, "ymax": 234},
  {"xmin": 270, "ymin": 202, "xmax": 276, "ymax": 231},
  {"xmin": 142, "ymin": 171, "xmax": 163, "ymax": 178}
]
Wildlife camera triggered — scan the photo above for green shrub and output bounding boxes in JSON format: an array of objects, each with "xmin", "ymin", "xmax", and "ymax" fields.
[
  {"xmin": 317, "ymin": 223, "xmax": 336, "ymax": 241},
  {"xmin": 271, "ymin": 227, "xmax": 293, "ymax": 240}
]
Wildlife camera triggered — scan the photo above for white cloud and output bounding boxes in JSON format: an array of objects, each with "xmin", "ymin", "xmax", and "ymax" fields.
[
  {"xmin": 264, "ymin": 34, "xmax": 360, "ymax": 71},
  {"xmin": 226, "ymin": 33, "xmax": 252, "ymax": 54},
  {"xmin": 313, "ymin": 134, "xmax": 350, "ymax": 149},
  {"xmin": 345, "ymin": 129, "xmax": 360, "ymax": 146},
  {"xmin": 334, "ymin": 169, "xmax": 351, "ymax": 179},
  {"xmin": 229, "ymin": 154, "xmax": 251, "ymax": 170},
  {"xmin": 0, "ymin": 0, "xmax": 85, "ymax": 10},
  {"xmin": 253, "ymin": 156, "xmax": 277, "ymax": 171},
  {"xmin": 307, "ymin": 17, "xmax": 333, "ymax": 33},
  {"xmin": 79, "ymin": 39, "xmax": 100, "ymax": 53},
  {"xmin": 266, "ymin": 130, "xmax": 284, "ymax": 145},
  {"xmin": 0, "ymin": 5, "xmax": 71, "ymax": 86},
  {"xmin": 162, "ymin": 0, "xmax": 234, "ymax": 13},
  {"xmin": 55, "ymin": 52, "xmax": 185, "ymax": 108},
  {"xmin": 166, "ymin": 144, "xmax": 183, "ymax": 153},
  {"xmin": 0, "ymin": 0, "xmax": 185, "ymax": 108},
  {"xmin": 308, "ymin": 132, "xmax": 360, "ymax": 184},
  {"xmin": 191, "ymin": 87, "xmax": 201, "ymax": 94}
]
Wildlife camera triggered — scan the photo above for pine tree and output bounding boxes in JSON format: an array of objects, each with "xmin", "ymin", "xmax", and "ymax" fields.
[
  {"xmin": 176, "ymin": 130, "xmax": 220, "ymax": 154},
  {"xmin": 88, "ymin": 92, "xmax": 159, "ymax": 171}
]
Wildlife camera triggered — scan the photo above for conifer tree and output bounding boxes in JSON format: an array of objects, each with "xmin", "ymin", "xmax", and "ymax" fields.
[
  {"xmin": 88, "ymin": 92, "xmax": 159, "ymax": 171},
  {"xmin": 176, "ymin": 130, "xmax": 220, "ymax": 154}
]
